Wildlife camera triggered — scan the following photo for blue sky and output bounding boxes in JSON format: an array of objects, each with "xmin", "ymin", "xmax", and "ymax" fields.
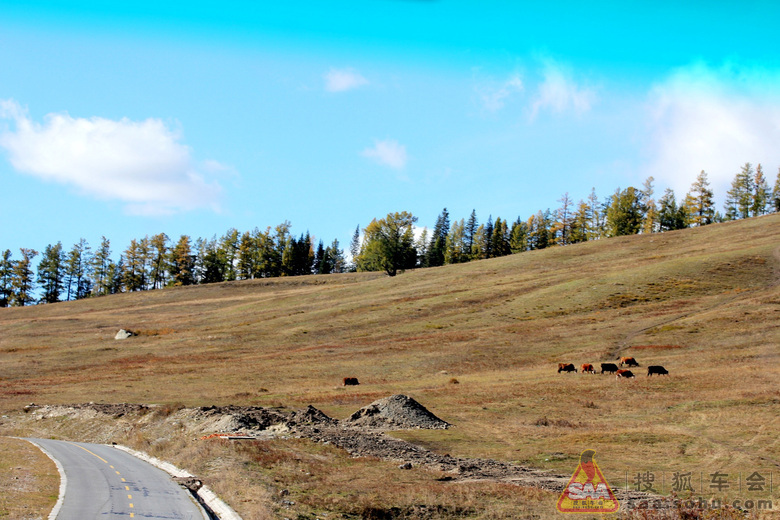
[{"xmin": 2, "ymin": 1, "xmax": 780, "ymax": 257}]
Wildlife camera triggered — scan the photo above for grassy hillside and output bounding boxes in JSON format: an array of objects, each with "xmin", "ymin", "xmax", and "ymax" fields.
[{"xmin": 1, "ymin": 214, "xmax": 779, "ymax": 516}]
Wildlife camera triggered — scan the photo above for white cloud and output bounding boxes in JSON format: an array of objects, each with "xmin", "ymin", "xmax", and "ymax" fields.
[
  {"xmin": 644, "ymin": 63, "xmax": 780, "ymax": 201},
  {"xmin": 0, "ymin": 100, "xmax": 223, "ymax": 215},
  {"xmin": 362, "ymin": 139, "xmax": 408, "ymax": 169},
  {"xmin": 478, "ymin": 74, "xmax": 524, "ymax": 112},
  {"xmin": 530, "ymin": 61, "xmax": 596, "ymax": 119},
  {"xmin": 324, "ymin": 68, "xmax": 369, "ymax": 92}
]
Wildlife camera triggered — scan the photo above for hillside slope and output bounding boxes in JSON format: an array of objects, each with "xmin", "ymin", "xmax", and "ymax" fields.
[{"xmin": 1, "ymin": 214, "xmax": 779, "ymax": 508}]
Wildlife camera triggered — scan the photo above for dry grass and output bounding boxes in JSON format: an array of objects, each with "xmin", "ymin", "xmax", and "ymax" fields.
[
  {"xmin": 1, "ymin": 214, "xmax": 779, "ymax": 517},
  {"xmin": 0, "ymin": 436, "xmax": 58, "ymax": 519}
]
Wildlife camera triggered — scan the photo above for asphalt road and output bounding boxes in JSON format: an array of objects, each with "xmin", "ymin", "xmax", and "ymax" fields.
[{"xmin": 28, "ymin": 438, "xmax": 208, "ymax": 519}]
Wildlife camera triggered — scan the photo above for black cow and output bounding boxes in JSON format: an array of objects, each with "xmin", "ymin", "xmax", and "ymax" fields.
[
  {"xmin": 343, "ymin": 377, "xmax": 360, "ymax": 386},
  {"xmin": 647, "ymin": 365, "xmax": 669, "ymax": 376},
  {"xmin": 600, "ymin": 363, "xmax": 618, "ymax": 374},
  {"xmin": 558, "ymin": 363, "xmax": 577, "ymax": 373}
]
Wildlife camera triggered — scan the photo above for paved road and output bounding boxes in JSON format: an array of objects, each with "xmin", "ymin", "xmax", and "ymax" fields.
[{"xmin": 28, "ymin": 438, "xmax": 208, "ymax": 519}]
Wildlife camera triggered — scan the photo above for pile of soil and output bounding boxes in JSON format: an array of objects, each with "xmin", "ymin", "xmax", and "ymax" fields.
[
  {"xmin": 15, "ymin": 399, "xmax": 664, "ymax": 505},
  {"xmin": 346, "ymin": 395, "xmax": 450, "ymax": 430}
]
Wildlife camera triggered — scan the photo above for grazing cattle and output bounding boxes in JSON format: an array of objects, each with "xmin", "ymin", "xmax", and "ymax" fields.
[
  {"xmin": 647, "ymin": 365, "xmax": 669, "ymax": 376},
  {"xmin": 558, "ymin": 363, "xmax": 577, "ymax": 373},
  {"xmin": 616, "ymin": 369, "xmax": 635, "ymax": 379},
  {"xmin": 342, "ymin": 377, "xmax": 360, "ymax": 386},
  {"xmin": 618, "ymin": 356, "xmax": 639, "ymax": 367},
  {"xmin": 580, "ymin": 363, "xmax": 596, "ymax": 374},
  {"xmin": 600, "ymin": 363, "xmax": 618, "ymax": 374}
]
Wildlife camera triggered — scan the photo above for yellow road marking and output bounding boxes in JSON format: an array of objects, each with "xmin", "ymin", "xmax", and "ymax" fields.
[
  {"xmin": 121, "ymin": 478, "xmax": 126, "ymax": 482},
  {"xmin": 128, "ymin": 494, "xmax": 132, "ymax": 499},
  {"xmin": 110, "ymin": 465, "xmax": 115, "ymax": 469},
  {"xmin": 129, "ymin": 503, "xmax": 134, "ymax": 508},
  {"xmin": 66, "ymin": 442, "xmax": 109, "ymax": 464},
  {"xmin": 116, "ymin": 471, "xmax": 121, "ymax": 475},
  {"xmin": 125, "ymin": 486, "xmax": 130, "ymax": 491}
]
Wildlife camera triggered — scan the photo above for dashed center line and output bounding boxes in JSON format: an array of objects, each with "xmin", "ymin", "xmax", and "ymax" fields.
[{"xmin": 65, "ymin": 441, "xmax": 141, "ymax": 517}]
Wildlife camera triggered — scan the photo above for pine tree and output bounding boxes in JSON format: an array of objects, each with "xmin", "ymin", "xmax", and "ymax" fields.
[
  {"xmin": 91, "ymin": 237, "xmax": 112, "ymax": 296},
  {"xmin": 725, "ymin": 163, "xmax": 755, "ymax": 219},
  {"xmin": 657, "ymin": 188, "xmax": 687, "ymax": 231},
  {"xmin": 149, "ymin": 233, "xmax": 169, "ymax": 289},
  {"xmin": 203, "ymin": 235, "xmax": 228, "ymax": 283},
  {"xmin": 427, "ymin": 208, "xmax": 450, "ymax": 267},
  {"xmin": 11, "ymin": 248, "xmax": 38, "ymax": 306},
  {"xmin": 64, "ymin": 239, "xmax": 91, "ymax": 300},
  {"xmin": 257, "ymin": 227, "xmax": 281, "ymax": 278},
  {"xmin": 313, "ymin": 240, "xmax": 326, "ymax": 274},
  {"xmin": 471, "ymin": 224, "xmax": 487, "ymax": 260},
  {"xmin": 106, "ymin": 257, "xmax": 123, "ymax": 294},
  {"xmin": 122, "ymin": 239, "xmax": 145, "ymax": 292},
  {"xmin": 509, "ymin": 218, "xmax": 528, "ymax": 253},
  {"xmin": 329, "ymin": 239, "xmax": 345, "ymax": 273},
  {"xmin": 236, "ymin": 231, "xmax": 256, "ymax": 280},
  {"xmin": 281, "ymin": 236, "xmax": 295, "ymax": 276},
  {"xmin": 588, "ymin": 188, "xmax": 604, "ymax": 239},
  {"xmin": 0, "ymin": 250, "xmax": 13, "ymax": 307},
  {"xmin": 554, "ymin": 193, "xmax": 573, "ymax": 245},
  {"xmin": 464, "ymin": 210, "xmax": 478, "ymax": 253},
  {"xmin": 772, "ymin": 168, "xmax": 780, "ymax": 213},
  {"xmin": 491, "ymin": 217, "xmax": 511, "ymax": 257},
  {"xmin": 349, "ymin": 225, "xmax": 361, "ymax": 272},
  {"xmin": 570, "ymin": 200, "xmax": 592, "ymax": 243},
  {"xmin": 483, "ymin": 216, "xmax": 494, "ymax": 258},
  {"xmin": 444, "ymin": 219, "xmax": 465, "ymax": 264},
  {"xmin": 415, "ymin": 228, "xmax": 429, "ymax": 267},
  {"xmin": 168, "ymin": 235, "xmax": 196, "ymax": 286},
  {"xmin": 683, "ymin": 170, "xmax": 715, "ymax": 226},
  {"xmin": 527, "ymin": 210, "xmax": 551, "ymax": 250},
  {"xmin": 640, "ymin": 177, "xmax": 657, "ymax": 234},
  {"xmin": 219, "ymin": 228, "xmax": 240, "ymax": 281},
  {"xmin": 752, "ymin": 164, "xmax": 770, "ymax": 216},
  {"xmin": 605, "ymin": 187, "xmax": 644, "ymax": 236},
  {"xmin": 37, "ymin": 242, "xmax": 65, "ymax": 303}
]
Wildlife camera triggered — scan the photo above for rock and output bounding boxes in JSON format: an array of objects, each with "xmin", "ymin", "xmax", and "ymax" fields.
[{"xmin": 115, "ymin": 329, "xmax": 134, "ymax": 340}]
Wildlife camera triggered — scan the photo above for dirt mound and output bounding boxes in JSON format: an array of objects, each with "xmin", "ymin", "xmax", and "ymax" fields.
[{"xmin": 347, "ymin": 395, "xmax": 450, "ymax": 430}]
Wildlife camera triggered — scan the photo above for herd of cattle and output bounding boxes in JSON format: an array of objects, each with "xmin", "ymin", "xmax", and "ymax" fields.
[{"xmin": 557, "ymin": 357, "xmax": 669, "ymax": 379}]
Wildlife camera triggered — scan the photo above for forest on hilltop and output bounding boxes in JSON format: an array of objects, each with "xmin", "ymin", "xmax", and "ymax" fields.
[{"xmin": 2, "ymin": 164, "xmax": 779, "ymax": 307}]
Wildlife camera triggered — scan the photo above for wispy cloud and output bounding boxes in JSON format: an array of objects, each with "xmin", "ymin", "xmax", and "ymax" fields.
[
  {"xmin": 324, "ymin": 68, "xmax": 369, "ymax": 92},
  {"xmin": 530, "ymin": 60, "xmax": 596, "ymax": 119},
  {"xmin": 362, "ymin": 139, "xmax": 408, "ymax": 169},
  {"xmin": 478, "ymin": 74, "xmax": 524, "ymax": 112},
  {"xmin": 0, "ymin": 99, "xmax": 224, "ymax": 215},
  {"xmin": 644, "ymin": 63, "xmax": 780, "ymax": 200}
]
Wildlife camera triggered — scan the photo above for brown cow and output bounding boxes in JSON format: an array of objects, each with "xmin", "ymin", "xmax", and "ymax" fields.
[
  {"xmin": 342, "ymin": 377, "xmax": 360, "ymax": 386},
  {"xmin": 647, "ymin": 365, "xmax": 669, "ymax": 376},
  {"xmin": 616, "ymin": 369, "xmax": 635, "ymax": 379},
  {"xmin": 558, "ymin": 363, "xmax": 577, "ymax": 373},
  {"xmin": 618, "ymin": 356, "xmax": 639, "ymax": 367},
  {"xmin": 580, "ymin": 363, "xmax": 596, "ymax": 374}
]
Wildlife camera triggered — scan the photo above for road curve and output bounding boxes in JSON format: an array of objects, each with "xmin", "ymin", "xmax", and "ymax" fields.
[{"xmin": 27, "ymin": 438, "xmax": 208, "ymax": 520}]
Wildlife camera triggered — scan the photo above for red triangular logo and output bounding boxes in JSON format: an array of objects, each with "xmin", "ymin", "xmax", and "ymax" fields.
[{"xmin": 556, "ymin": 450, "xmax": 619, "ymax": 513}]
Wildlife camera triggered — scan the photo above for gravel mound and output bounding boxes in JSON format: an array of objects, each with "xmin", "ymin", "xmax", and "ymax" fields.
[{"xmin": 347, "ymin": 395, "xmax": 450, "ymax": 430}]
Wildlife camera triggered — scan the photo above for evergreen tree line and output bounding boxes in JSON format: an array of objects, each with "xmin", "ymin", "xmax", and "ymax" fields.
[
  {"xmin": 0, "ymin": 224, "xmax": 345, "ymax": 307},
  {"xmin": 352, "ymin": 165, "xmax": 780, "ymax": 276},
  {"xmin": 2, "ymin": 164, "xmax": 779, "ymax": 305}
]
